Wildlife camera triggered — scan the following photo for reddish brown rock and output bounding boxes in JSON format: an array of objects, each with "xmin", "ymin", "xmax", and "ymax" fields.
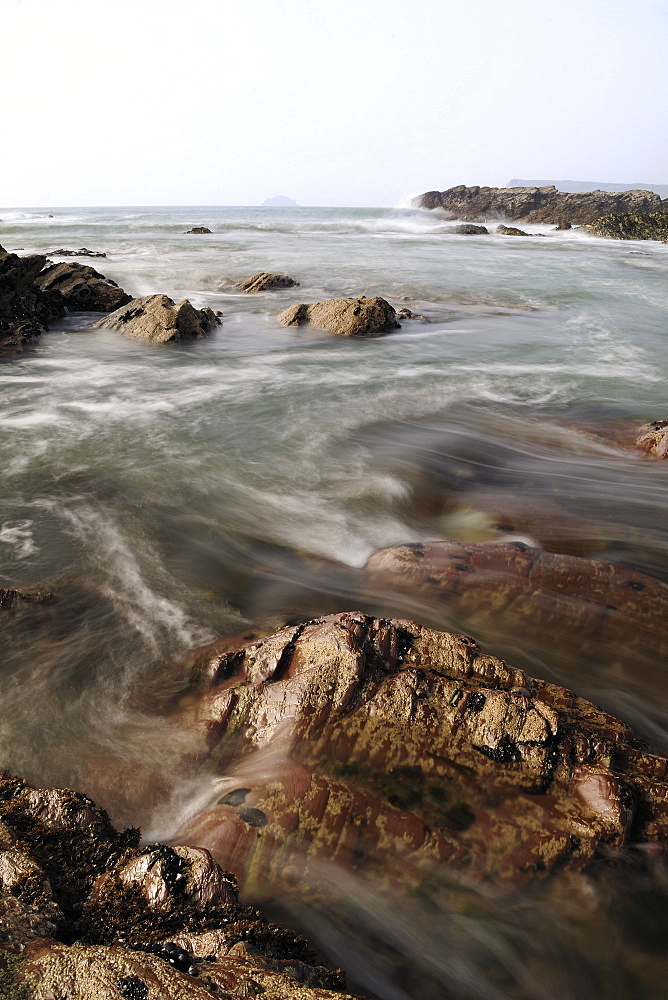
[
  {"xmin": 0, "ymin": 772, "xmax": 353, "ymax": 998},
  {"xmin": 364, "ymin": 543, "xmax": 668, "ymax": 703},
  {"xmin": 166, "ymin": 612, "xmax": 668, "ymax": 895},
  {"xmin": 636, "ymin": 420, "xmax": 668, "ymax": 459}
]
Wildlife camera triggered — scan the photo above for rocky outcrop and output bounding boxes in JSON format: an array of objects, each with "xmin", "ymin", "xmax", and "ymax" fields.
[
  {"xmin": 0, "ymin": 773, "xmax": 353, "ymax": 999},
  {"xmin": 160, "ymin": 611, "xmax": 668, "ymax": 897},
  {"xmin": 94, "ymin": 295, "xmax": 220, "ymax": 344},
  {"xmin": 185, "ymin": 227, "xmax": 212, "ymax": 234},
  {"xmin": 416, "ymin": 185, "xmax": 667, "ymax": 226},
  {"xmin": 36, "ymin": 261, "xmax": 131, "ymax": 313},
  {"xmin": 444, "ymin": 224, "xmax": 488, "ymax": 235},
  {"xmin": 45, "ymin": 248, "xmax": 107, "ymax": 258},
  {"xmin": 0, "ymin": 247, "xmax": 63, "ymax": 348},
  {"xmin": 585, "ymin": 212, "xmax": 668, "ymax": 241},
  {"xmin": 636, "ymin": 420, "xmax": 668, "ymax": 459},
  {"xmin": 237, "ymin": 273, "xmax": 300, "ymax": 294},
  {"xmin": 497, "ymin": 225, "xmax": 529, "ymax": 236},
  {"xmin": 278, "ymin": 296, "xmax": 400, "ymax": 337}
]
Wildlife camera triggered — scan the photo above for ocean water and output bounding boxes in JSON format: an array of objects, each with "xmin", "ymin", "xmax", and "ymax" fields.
[{"xmin": 2, "ymin": 205, "xmax": 668, "ymax": 998}]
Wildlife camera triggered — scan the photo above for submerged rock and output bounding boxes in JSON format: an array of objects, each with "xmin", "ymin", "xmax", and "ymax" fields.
[
  {"xmin": 0, "ymin": 587, "xmax": 56, "ymax": 610},
  {"xmin": 636, "ymin": 420, "xmax": 668, "ymax": 459},
  {"xmin": 185, "ymin": 227, "xmax": 212, "ymax": 234},
  {"xmin": 0, "ymin": 772, "xmax": 353, "ymax": 999},
  {"xmin": 585, "ymin": 211, "xmax": 668, "ymax": 242},
  {"xmin": 278, "ymin": 295, "xmax": 400, "ymax": 337},
  {"xmin": 167, "ymin": 611, "xmax": 668, "ymax": 894},
  {"xmin": 496, "ymin": 224, "xmax": 530, "ymax": 236},
  {"xmin": 94, "ymin": 294, "xmax": 220, "ymax": 343},
  {"xmin": 36, "ymin": 261, "xmax": 131, "ymax": 313},
  {"xmin": 237, "ymin": 272, "xmax": 300, "ymax": 293}
]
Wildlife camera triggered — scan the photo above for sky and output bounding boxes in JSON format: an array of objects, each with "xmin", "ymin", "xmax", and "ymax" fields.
[{"xmin": 2, "ymin": 0, "xmax": 667, "ymax": 206}]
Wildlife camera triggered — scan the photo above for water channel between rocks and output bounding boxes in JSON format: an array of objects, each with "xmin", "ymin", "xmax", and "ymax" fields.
[{"xmin": 2, "ymin": 205, "xmax": 668, "ymax": 999}]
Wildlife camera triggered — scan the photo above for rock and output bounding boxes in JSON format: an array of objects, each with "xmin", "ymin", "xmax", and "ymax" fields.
[
  {"xmin": 166, "ymin": 611, "xmax": 668, "ymax": 894},
  {"xmin": 0, "ymin": 772, "xmax": 354, "ymax": 998},
  {"xmin": 6, "ymin": 940, "xmax": 349, "ymax": 999},
  {"xmin": 555, "ymin": 221, "xmax": 572, "ymax": 230},
  {"xmin": 46, "ymin": 248, "xmax": 107, "ymax": 258},
  {"xmin": 35, "ymin": 261, "xmax": 131, "ymax": 313},
  {"xmin": 278, "ymin": 296, "xmax": 400, "ymax": 337},
  {"xmin": 0, "ymin": 248, "xmax": 63, "ymax": 348},
  {"xmin": 416, "ymin": 184, "xmax": 667, "ymax": 226},
  {"xmin": 94, "ymin": 295, "xmax": 220, "ymax": 343},
  {"xmin": 585, "ymin": 212, "xmax": 668, "ymax": 242},
  {"xmin": 636, "ymin": 420, "xmax": 668, "ymax": 459},
  {"xmin": 236, "ymin": 272, "xmax": 300, "ymax": 294},
  {"xmin": 0, "ymin": 588, "xmax": 56, "ymax": 610},
  {"xmin": 395, "ymin": 306, "xmax": 428, "ymax": 322},
  {"xmin": 364, "ymin": 542, "xmax": 668, "ymax": 698},
  {"xmin": 185, "ymin": 227, "xmax": 212, "ymax": 234},
  {"xmin": 497, "ymin": 224, "xmax": 530, "ymax": 236},
  {"xmin": 444, "ymin": 223, "xmax": 489, "ymax": 234}
]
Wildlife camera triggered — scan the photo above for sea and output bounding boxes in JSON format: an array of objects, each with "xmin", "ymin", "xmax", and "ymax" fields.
[{"xmin": 2, "ymin": 204, "xmax": 668, "ymax": 999}]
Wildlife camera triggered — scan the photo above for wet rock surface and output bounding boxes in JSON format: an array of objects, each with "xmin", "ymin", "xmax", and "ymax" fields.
[
  {"xmin": 0, "ymin": 773, "xmax": 353, "ymax": 999},
  {"xmin": 185, "ymin": 227, "xmax": 212, "ymax": 234},
  {"xmin": 636, "ymin": 420, "xmax": 668, "ymax": 459},
  {"xmin": 585, "ymin": 211, "xmax": 668, "ymax": 241},
  {"xmin": 94, "ymin": 294, "xmax": 220, "ymax": 343},
  {"xmin": 496, "ymin": 224, "xmax": 530, "ymax": 236},
  {"xmin": 35, "ymin": 261, "xmax": 131, "ymax": 313},
  {"xmin": 278, "ymin": 296, "xmax": 400, "ymax": 337},
  {"xmin": 0, "ymin": 246, "xmax": 62, "ymax": 349},
  {"xmin": 237, "ymin": 272, "xmax": 300, "ymax": 293},
  {"xmin": 167, "ymin": 612, "xmax": 668, "ymax": 892},
  {"xmin": 416, "ymin": 184, "xmax": 667, "ymax": 225}
]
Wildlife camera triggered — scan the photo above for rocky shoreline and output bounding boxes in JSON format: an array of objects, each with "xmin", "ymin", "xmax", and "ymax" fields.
[
  {"xmin": 3, "ymin": 216, "xmax": 668, "ymax": 997},
  {"xmin": 415, "ymin": 184, "xmax": 668, "ymax": 230}
]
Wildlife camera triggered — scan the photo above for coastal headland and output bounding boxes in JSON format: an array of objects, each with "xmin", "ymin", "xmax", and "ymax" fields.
[{"xmin": 415, "ymin": 184, "xmax": 668, "ymax": 228}]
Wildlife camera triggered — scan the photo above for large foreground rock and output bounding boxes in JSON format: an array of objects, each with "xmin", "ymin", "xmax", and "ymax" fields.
[
  {"xmin": 94, "ymin": 295, "xmax": 220, "ymax": 343},
  {"xmin": 585, "ymin": 211, "xmax": 668, "ymax": 241},
  {"xmin": 36, "ymin": 261, "xmax": 131, "ymax": 313},
  {"xmin": 416, "ymin": 184, "xmax": 667, "ymax": 226},
  {"xmin": 0, "ymin": 773, "xmax": 353, "ymax": 999},
  {"xmin": 161, "ymin": 612, "xmax": 668, "ymax": 894},
  {"xmin": 278, "ymin": 296, "xmax": 400, "ymax": 337}
]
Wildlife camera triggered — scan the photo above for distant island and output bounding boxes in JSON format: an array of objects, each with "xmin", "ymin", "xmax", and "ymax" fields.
[
  {"xmin": 261, "ymin": 195, "xmax": 298, "ymax": 207},
  {"xmin": 507, "ymin": 179, "xmax": 668, "ymax": 198}
]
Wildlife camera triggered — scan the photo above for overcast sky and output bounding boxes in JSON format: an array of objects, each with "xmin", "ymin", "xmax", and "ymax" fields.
[{"xmin": 3, "ymin": 0, "xmax": 667, "ymax": 206}]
